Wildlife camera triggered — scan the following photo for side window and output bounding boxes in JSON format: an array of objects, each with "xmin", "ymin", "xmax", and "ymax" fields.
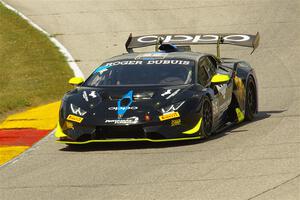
[
  {"xmin": 198, "ymin": 57, "xmax": 218, "ymax": 86},
  {"xmin": 207, "ymin": 56, "xmax": 218, "ymax": 71},
  {"xmin": 197, "ymin": 59, "xmax": 210, "ymax": 86},
  {"xmin": 205, "ymin": 57, "xmax": 216, "ymax": 78}
]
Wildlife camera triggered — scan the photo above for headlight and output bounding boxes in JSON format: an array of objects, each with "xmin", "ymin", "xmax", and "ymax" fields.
[
  {"xmin": 161, "ymin": 101, "xmax": 185, "ymax": 113},
  {"xmin": 70, "ymin": 103, "xmax": 87, "ymax": 116}
]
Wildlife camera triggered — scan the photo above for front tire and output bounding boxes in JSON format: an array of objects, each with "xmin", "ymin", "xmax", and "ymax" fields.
[
  {"xmin": 245, "ymin": 76, "xmax": 257, "ymax": 121},
  {"xmin": 199, "ymin": 97, "xmax": 213, "ymax": 138}
]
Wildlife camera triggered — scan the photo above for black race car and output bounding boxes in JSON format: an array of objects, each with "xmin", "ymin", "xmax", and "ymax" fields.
[{"xmin": 55, "ymin": 33, "xmax": 260, "ymax": 144}]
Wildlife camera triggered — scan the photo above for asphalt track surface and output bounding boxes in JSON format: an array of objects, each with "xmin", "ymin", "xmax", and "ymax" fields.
[{"xmin": 1, "ymin": 0, "xmax": 299, "ymax": 199}]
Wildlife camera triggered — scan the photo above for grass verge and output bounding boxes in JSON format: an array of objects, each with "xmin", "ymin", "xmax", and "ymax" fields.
[{"xmin": 0, "ymin": 3, "xmax": 73, "ymax": 121}]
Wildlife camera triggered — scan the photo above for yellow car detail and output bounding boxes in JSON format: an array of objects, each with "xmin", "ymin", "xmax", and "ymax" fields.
[
  {"xmin": 67, "ymin": 114, "xmax": 83, "ymax": 123},
  {"xmin": 171, "ymin": 119, "xmax": 181, "ymax": 126},
  {"xmin": 54, "ymin": 122, "xmax": 68, "ymax": 138},
  {"xmin": 235, "ymin": 108, "xmax": 245, "ymax": 122},
  {"xmin": 68, "ymin": 77, "xmax": 84, "ymax": 86},
  {"xmin": 57, "ymin": 136, "xmax": 202, "ymax": 144},
  {"xmin": 182, "ymin": 118, "xmax": 202, "ymax": 134},
  {"xmin": 211, "ymin": 74, "xmax": 230, "ymax": 83}
]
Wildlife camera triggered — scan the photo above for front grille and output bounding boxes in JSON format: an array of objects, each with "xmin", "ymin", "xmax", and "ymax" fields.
[{"xmin": 96, "ymin": 126, "xmax": 146, "ymax": 139}]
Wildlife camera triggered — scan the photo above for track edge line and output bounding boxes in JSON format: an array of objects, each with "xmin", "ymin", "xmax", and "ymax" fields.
[
  {"xmin": 0, "ymin": 0, "xmax": 84, "ymax": 78},
  {"xmin": 0, "ymin": 1, "xmax": 83, "ymax": 168}
]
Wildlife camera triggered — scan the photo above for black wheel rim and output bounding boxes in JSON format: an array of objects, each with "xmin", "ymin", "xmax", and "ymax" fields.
[
  {"xmin": 203, "ymin": 101, "xmax": 212, "ymax": 134},
  {"xmin": 247, "ymin": 83, "xmax": 256, "ymax": 115}
]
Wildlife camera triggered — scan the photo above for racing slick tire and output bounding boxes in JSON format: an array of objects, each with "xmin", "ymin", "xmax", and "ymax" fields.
[
  {"xmin": 245, "ymin": 76, "xmax": 257, "ymax": 121},
  {"xmin": 199, "ymin": 97, "xmax": 213, "ymax": 138}
]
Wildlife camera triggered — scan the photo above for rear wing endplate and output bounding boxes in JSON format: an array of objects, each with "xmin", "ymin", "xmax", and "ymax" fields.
[{"xmin": 125, "ymin": 33, "xmax": 260, "ymax": 57}]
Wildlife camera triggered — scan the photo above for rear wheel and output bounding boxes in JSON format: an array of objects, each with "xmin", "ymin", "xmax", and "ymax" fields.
[
  {"xmin": 199, "ymin": 98, "xmax": 213, "ymax": 138},
  {"xmin": 245, "ymin": 76, "xmax": 257, "ymax": 121}
]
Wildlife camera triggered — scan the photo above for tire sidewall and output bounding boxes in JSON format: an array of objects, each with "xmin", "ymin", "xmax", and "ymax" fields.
[
  {"xmin": 245, "ymin": 76, "xmax": 257, "ymax": 121},
  {"xmin": 199, "ymin": 97, "xmax": 213, "ymax": 138}
]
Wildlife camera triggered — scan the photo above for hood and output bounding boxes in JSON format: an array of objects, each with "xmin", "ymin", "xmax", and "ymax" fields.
[{"xmin": 62, "ymin": 84, "xmax": 196, "ymax": 125}]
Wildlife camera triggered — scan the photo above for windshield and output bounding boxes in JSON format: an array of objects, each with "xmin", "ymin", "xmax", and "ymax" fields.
[{"xmin": 84, "ymin": 59, "xmax": 195, "ymax": 86}]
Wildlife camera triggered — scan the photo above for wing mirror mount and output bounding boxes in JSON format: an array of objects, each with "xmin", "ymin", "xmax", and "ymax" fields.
[
  {"xmin": 69, "ymin": 77, "xmax": 84, "ymax": 86},
  {"xmin": 211, "ymin": 74, "xmax": 230, "ymax": 84}
]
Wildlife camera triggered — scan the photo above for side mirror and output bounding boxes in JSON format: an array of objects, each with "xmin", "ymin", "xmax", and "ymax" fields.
[
  {"xmin": 211, "ymin": 74, "xmax": 230, "ymax": 84},
  {"xmin": 68, "ymin": 77, "xmax": 84, "ymax": 86}
]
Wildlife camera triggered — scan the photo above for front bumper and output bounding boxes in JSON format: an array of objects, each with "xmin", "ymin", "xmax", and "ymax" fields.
[{"xmin": 55, "ymin": 116, "xmax": 203, "ymax": 144}]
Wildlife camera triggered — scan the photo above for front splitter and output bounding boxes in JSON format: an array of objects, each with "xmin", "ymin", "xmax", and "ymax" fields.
[{"xmin": 57, "ymin": 136, "xmax": 202, "ymax": 144}]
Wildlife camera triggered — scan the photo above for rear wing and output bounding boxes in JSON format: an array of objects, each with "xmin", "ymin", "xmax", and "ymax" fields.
[{"xmin": 125, "ymin": 33, "xmax": 260, "ymax": 57}]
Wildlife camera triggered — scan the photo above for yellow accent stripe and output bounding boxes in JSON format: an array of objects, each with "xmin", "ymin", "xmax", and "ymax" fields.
[
  {"xmin": 57, "ymin": 136, "xmax": 201, "ymax": 144},
  {"xmin": 55, "ymin": 121, "xmax": 202, "ymax": 143},
  {"xmin": 235, "ymin": 108, "xmax": 245, "ymax": 122},
  {"xmin": 0, "ymin": 101, "xmax": 61, "ymax": 130},
  {"xmin": 0, "ymin": 146, "xmax": 29, "ymax": 165},
  {"xmin": 182, "ymin": 118, "xmax": 202, "ymax": 134}
]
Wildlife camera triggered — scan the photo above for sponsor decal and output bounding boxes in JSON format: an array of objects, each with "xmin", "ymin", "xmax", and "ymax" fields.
[
  {"xmin": 137, "ymin": 34, "xmax": 250, "ymax": 43},
  {"xmin": 161, "ymin": 89, "xmax": 172, "ymax": 97},
  {"xmin": 117, "ymin": 90, "xmax": 134, "ymax": 118},
  {"xmin": 171, "ymin": 119, "xmax": 181, "ymax": 126},
  {"xmin": 67, "ymin": 114, "xmax": 83, "ymax": 123},
  {"xmin": 161, "ymin": 101, "xmax": 185, "ymax": 113},
  {"xmin": 82, "ymin": 91, "xmax": 98, "ymax": 102},
  {"xmin": 89, "ymin": 91, "xmax": 97, "ymax": 98},
  {"xmin": 83, "ymin": 91, "xmax": 89, "ymax": 102},
  {"xmin": 70, "ymin": 104, "xmax": 87, "ymax": 116},
  {"xmin": 105, "ymin": 117, "xmax": 139, "ymax": 124},
  {"xmin": 108, "ymin": 106, "xmax": 138, "ymax": 111},
  {"xmin": 216, "ymin": 84, "xmax": 227, "ymax": 99},
  {"xmin": 103, "ymin": 60, "xmax": 191, "ymax": 66},
  {"xmin": 104, "ymin": 60, "xmax": 143, "ymax": 67},
  {"xmin": 166, "ymin": 89, "xmax": 180, "ymax": 100},
  {"xmin": 159, "ymin": 112, "xmax": 180, "ymax": 121},
  {"xmin": 146, "ymin": 60, "xmax": 190, "ymax": 65}
]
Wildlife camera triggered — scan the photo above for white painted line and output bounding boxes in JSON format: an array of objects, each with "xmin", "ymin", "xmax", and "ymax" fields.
[{"xmin": 0, "ymin": 0, "xmax": 84, "ymax": 78}]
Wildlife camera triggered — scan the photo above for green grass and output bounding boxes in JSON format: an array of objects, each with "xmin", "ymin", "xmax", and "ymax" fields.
[{"xmin": 0, "ymin": 3, "xmax": 73, "ymax": 121}]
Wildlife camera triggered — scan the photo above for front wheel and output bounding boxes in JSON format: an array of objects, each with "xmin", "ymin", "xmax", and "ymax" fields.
[
  {"xmin": 199, "ymin": 98, "xmax": 213, "ymax": 138},
  {"xmin": 245, "ymin": 76, "xmax": 257, "ymax": 121}
]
